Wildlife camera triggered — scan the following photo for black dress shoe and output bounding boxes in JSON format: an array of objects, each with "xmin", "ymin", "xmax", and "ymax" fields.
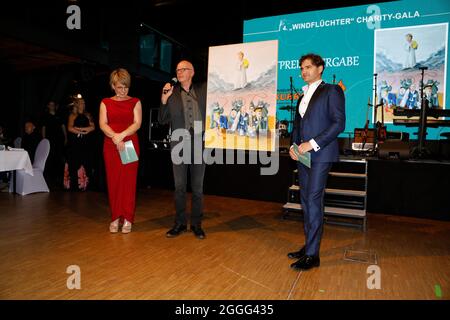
[
  {"xmin": 190, "ymin": 225, "xmax": 206, "ymax": 239},
  {"xmin": 290, "ymin": 255, "xmax": 320, "ymax": 271},
  {"xmin": 166, "ymin": 224, "xmax": 187, "ymax": 238},
  {"xmin": 287, "ymin": 246, "xmax": 306, "ymax": 259}
]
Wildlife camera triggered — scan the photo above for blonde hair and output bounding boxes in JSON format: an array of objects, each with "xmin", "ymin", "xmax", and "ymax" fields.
[{"xmin": 110, "ymin": 68, "xmax": 131, "ymax": 89}]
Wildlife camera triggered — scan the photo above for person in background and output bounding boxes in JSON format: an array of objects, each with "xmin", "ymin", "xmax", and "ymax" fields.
[
  {"xmin": 22, "ymin": 120, "xmax": 42, "ymax": 163},
  {"xmin": 66, "ymin": 98, "xmax": 95, "ymax": 191},
  {"xmin": 63, "ymin": 103, "xmax": 79, "ymax": 189},
  {"xmin": 99, "ymin": 68, "xmax": 142, "ymax": 234},
  {"xmin": 0, "ymin": 124, "xmax": 11, "ymax": 146},
  {"xmin": 42, "ymin": 100, "xmax": 67, "ymax": 186},
  {"xmin": 0, "ymin": 124, "xmax": 11, "ymax": 188}
]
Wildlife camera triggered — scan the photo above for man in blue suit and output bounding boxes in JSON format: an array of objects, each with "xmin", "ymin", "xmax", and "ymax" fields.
[{"xmin": 288, "ymin": 53, "xmax": 346, "ymax": 270}]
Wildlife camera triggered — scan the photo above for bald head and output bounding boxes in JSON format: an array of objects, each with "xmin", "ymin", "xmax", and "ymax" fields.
[
  {"xmin": 177, "ymin": 60, "xmax": 194, "ymax": 71},
  {"xmin": 176, "ymin": 60, "xmax": 195, "ymax": 88}
]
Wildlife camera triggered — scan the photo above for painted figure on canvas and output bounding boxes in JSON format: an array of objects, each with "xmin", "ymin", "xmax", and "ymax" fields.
[
  {"xmin": 234, "ymin": 51, "xmax": 249, "ymax": 90},
  {"xmin": 206, "ymin": 40, "xmax": 278, "ymax": 151},
  {"xmin": 403, "ymin": 33, "xmax": 418, "ymax": 69}
]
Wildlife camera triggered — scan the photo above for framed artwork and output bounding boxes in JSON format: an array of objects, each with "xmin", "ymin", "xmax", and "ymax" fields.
[
  {"xmin": 205, "ymin": 40, "xmax": 278, "ymax": 151},
  {"xmin": 374, "ymin": 23, "xmax": 448, "ymax": 122}
]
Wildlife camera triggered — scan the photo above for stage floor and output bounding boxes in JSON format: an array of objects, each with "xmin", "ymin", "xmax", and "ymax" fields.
[{"xmin": 0, "ymin": 188, "xmax": 449, "ymax": 300}]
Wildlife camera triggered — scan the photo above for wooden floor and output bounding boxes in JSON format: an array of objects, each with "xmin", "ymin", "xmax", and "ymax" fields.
[{"xmin": 0, "ymin": 188, "xmax": 449, "ymax": 300}]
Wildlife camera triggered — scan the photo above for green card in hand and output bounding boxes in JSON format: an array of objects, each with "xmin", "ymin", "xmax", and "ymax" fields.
[
  {"xmin": 119, "ymin": 140, "xmax": 139, "ymax": 164},
  {"xmin": 293, "ymin": 143, "xmax": 311, "ymax": 168}
]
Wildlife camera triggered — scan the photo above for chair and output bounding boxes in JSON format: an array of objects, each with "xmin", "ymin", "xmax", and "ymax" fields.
[{"xmin": 12, "ymin": 139, "xmax": 50, "ymax": 195}]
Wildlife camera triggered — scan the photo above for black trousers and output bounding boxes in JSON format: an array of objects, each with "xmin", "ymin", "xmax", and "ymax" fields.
[
  {"xmin": 172, "ymin": 162, "xmax": 205, "ymax": 226},
  {"xmin": 171, "ymin": 131, "xmax": 205, "ymax": 226}
]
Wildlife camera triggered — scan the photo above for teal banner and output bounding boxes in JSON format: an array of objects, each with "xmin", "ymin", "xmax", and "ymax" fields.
[{"xmin": 244, "ymin": 0, "xmax": 450, "ymax": 139}]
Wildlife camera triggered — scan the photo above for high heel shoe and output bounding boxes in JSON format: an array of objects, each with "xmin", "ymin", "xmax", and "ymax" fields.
[
  {"xmin": 109, "ymin": 219, "xmax": 119, "ymax": 233},
  {"xmin": 122, "ymin": 219, "xmax": 132, "ymax": 234}
]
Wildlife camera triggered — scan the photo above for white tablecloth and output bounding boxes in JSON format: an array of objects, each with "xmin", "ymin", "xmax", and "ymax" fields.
[{"xmin": 0, "ymin": 150, "xmax": 33, "ymax": 175}]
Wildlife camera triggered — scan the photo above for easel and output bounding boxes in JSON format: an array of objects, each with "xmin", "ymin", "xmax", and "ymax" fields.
[
  {"xmin": 372, "ymin": 73, "xmax": 384, "ymax": 154},
  {"xmin": 288, "ymin": 76, "xmax": 301, "ymax": 133},
  {"xmin": 411, "ymin": 67, "xmax": 431, "ymax": 159}
]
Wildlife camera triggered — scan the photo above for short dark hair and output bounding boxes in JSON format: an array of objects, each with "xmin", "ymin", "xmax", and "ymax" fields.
[
  {"xmin": 24, "ymin": 118, "xmax": 36, "ymax": 125},
  {"xmin": 300, "ymin": 53, "xmax": 325, "ymax": 74}
]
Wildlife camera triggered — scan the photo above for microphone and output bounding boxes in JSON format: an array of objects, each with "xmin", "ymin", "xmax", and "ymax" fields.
[{"xmin": 163, "ymin": 77, "xmax": 178, "ymax": 94}]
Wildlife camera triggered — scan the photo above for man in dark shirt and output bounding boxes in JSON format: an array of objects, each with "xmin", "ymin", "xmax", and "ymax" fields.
[
  {"xmin": 22, "ymin": 121, "xmax": 42, "ymax": 163},
  {"xmin": 0, "ymin": 124, "xmax": 11, "ymax": 146},
  {"xmin": 159, "ymin": 60, "xmax": 207, "ymax": 239},
  {"xmin": 42, "ymin": 101, "xmax": 67, "ymax": 184}
]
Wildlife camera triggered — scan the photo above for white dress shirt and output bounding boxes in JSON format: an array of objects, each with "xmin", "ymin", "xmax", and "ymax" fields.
[{"xmin": 298, "ymin": 79, "xmax": 322, "ymax": 152}]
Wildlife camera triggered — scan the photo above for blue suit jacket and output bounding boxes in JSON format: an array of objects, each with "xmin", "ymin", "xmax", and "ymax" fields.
[{"xmin": 292, "ymin": 82, "xmax": 346, "ymax": 163}]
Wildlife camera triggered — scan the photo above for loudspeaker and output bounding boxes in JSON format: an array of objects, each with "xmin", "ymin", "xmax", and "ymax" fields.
[
  {"xmin": 387, "ymin": 131, "xmax": 410, "ymax": 141},
  {"xmin": 378, "ymin": 140, "xmax": 410, "ymax": 160}
]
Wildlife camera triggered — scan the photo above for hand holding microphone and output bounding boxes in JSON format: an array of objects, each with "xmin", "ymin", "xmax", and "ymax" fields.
[
  {"xmin": 161, "ymin": 77, "xmax": 178, "ymax": 104},
  {"xmin": 163, "ymin": 77, "xmax": 178, "ymax": 94}
]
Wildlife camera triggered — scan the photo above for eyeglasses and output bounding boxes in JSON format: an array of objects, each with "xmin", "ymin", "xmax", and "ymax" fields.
[{"xmin": 176, "ymin": 68, "xmax": 192, "ymax": 73}]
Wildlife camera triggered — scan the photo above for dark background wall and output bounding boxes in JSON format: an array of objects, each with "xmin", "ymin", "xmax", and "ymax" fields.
[
  {"xmin": 0, "ymin": 0, "xmax": 387, "ymax": 184},
  {"xmin": 1, "ymin": 0, "xmax": 387, "ymax": 137},
  {"xmin": 8, "ymin": 0, "xmax": 449, "ymax": 222}
]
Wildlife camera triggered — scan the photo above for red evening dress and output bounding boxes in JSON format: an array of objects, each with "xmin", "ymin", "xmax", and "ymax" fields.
[{"xmin": 102, "ymin": 97, "xmax": 140, "ymax": 223}]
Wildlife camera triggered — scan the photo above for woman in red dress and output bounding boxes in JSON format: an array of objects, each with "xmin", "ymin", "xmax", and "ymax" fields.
[{"xmin": 99, "ymin": 68, "xmax": 142, "ymax": 233}]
